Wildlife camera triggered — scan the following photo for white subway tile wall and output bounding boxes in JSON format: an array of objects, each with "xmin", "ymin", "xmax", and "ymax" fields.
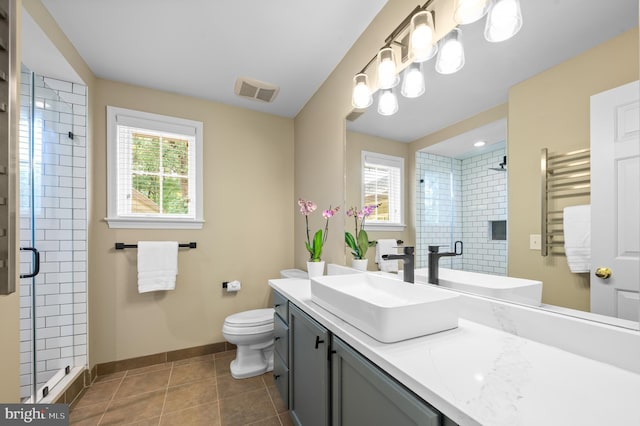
[
  {"xmin": 416, "ymin": 148, "xmax": 507, "ymax": 275},
  {"xmin": 18, "ymin": 72, "xmax": 87, "ymax": 399}
]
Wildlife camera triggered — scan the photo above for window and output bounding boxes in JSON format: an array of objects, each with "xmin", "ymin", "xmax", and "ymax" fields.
[
  {"xmin": 106, "ymin": 106, "xmax": 204, "ymax": 229},
  {"xmin": 361, "ymin": 151, "xmax": 405, "ymax": 230}
]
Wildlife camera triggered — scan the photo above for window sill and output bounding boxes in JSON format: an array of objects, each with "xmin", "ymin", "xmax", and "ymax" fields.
[
  {"xmin": 363, "ymin": 223, "xmax": 406, "ymax": 232},
  {"xmin": 105, "ymin": 217, "xmax": 205, "ymax": 229}
]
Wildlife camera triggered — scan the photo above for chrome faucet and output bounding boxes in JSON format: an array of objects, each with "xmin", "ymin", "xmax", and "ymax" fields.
[
  {"xmin": 382, "ymin": 246, "xmax": 415, "ymax": 283},
  {"xmin": 428, "ymin": 241, "xmax": 463, "ymax": 285}
]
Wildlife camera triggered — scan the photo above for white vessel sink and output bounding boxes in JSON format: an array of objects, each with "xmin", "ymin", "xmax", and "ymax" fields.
[
  {"xmin": 413, "ymin": 268, "xmax": 543, "ymax": 306},
  {"xmin": 310, "ymin": 273, "xmax": 459, "ymax": 343}
]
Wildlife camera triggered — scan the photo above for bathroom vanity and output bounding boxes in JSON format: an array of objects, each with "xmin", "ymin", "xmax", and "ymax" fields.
[
  {"xmin": 269, "ymin": 276, "xmax": 640, "ymax": 426},
  {"xmin": 273, "ymin": 289, "xmax": 450, "ymax": 426}
]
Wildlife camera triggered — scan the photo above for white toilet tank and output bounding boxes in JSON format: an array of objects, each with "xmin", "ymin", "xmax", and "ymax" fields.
[{"xmin": 280, "ymin": 269, "xmax": 308, "ymax": 279}]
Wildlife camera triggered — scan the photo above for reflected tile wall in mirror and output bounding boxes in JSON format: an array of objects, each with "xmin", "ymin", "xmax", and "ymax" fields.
[{"xmin": 417, "ymin": 147, "xmax": 507, "ymax": 275}]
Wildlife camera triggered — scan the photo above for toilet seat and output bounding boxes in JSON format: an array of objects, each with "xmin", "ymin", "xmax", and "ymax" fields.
[
  {"xmin": 223, "ymin": 308, "xmax": 274, "ymax": 335},
  {"xmin": 224, "ymin": 308, "xmax": 274, "ymax": 327}
]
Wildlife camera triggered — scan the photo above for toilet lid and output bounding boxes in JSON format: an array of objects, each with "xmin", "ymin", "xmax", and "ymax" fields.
[{"xmin": 225, "ymin": 308, "xmax": 274, "ymax": 327}]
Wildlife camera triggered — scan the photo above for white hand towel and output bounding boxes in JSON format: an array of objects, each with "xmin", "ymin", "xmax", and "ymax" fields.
[
  {"xmin": 563, "ymin": 205, "xmax": 591, "ymax": 273},
  {"xmin": 375, "ymin": 239, "xmax": 399, "ymax": 272},
  {"xmin": 137, "ymin": 241, "xmax": 179, "ymax": 293}
]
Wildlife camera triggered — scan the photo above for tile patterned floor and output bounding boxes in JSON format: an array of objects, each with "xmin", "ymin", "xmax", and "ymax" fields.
[{"xmin": 69, "ymin": 350, "xmax": 293, "ymax": 426}]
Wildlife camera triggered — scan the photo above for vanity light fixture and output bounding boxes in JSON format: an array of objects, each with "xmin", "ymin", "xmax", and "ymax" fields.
[
  {"xmin": 349, "ymin": 0, "xmax": 523, "ymax": 116},
  {"xmin": 377, "ymin": 47, "xmax": 400, "ymax": 89},
  {"xmin": 401, "ymin": 62, "xmax": 426, "ymax": 98},
  {"xmin": 436, "ymin": 28, "xmax": 465, "ymax": 75},
  {"xmin": 454, "ymin": 0, "xmax": 490, "ymax": 25},
  {"xmin": 378, "ymin": 88, "xmax": 399, "ymax": 116},
  {"xmin": 352, "ymin": 73, "xmax": 373, "ymax": 108},
  {"xmin": 484, "ymin": 0, "xmax": 523, "ymax": 42},
  {"xmin": 410, "ymin": 10, "xmax": 437, "ymax": 62}
]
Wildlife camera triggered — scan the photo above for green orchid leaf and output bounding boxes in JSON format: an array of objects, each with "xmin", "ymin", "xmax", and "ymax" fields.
[
  {"xmin": 345, "ymin": 232, "xmax": 358, "ymax": 252},
  {"xmin": 357, "ymin": 230, "xmax": 370, "ymax": 257},
  {"xmin": 313, "ymin": 229, "xmax": 323, "ymax": 260}
]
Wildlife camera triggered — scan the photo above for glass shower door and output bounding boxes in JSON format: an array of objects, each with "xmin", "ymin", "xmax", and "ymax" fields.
[{"xmin": 19, "ymin": 66, "xmax": 77, "ymax": 402}]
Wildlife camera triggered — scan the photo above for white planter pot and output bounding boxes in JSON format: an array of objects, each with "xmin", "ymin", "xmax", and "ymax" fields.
[
  {"xmin": 351, "ymin": 259, "xmax": 368, "ymax": 271},
  {"xmin": 307, "ymin": 261, "xmax": 325, "ymax": 278}
]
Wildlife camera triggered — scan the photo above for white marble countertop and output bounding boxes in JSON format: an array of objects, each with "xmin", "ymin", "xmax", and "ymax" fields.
[{"xmin": 269, "ymin": 278, "xmax": 640, "ymax": 426}]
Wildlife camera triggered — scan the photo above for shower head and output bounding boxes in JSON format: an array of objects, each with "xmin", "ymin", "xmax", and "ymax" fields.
[{"xmin": 489, "ymin": 156, "xmax": 507, "ymax": 172}]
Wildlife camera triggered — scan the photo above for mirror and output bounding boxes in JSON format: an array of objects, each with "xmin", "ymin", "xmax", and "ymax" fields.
[{"xmin": 345, "ymin": 0, "xmax": 639, "ymax": 328}]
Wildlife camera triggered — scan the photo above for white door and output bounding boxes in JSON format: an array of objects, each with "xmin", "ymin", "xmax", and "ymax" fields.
[{"xmin": 590, "ymin": 81, "xmax": 639, "ymax": 321}]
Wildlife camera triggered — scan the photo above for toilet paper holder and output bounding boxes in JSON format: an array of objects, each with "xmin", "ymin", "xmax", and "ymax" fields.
[{"xmin": 222, "ymin": 280, "xmax": 241, "ymax": 292}]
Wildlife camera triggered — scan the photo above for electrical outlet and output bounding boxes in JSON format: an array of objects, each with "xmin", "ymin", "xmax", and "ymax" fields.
[{"xmin": 529, "ymin": 234, "xmax": 541, "ymax": 250}]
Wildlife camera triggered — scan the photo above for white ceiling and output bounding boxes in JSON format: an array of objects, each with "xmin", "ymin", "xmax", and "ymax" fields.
[
  {"xmin": 33, "ymin": 0, "xmax": 388, "ymax": 117},
  {"xmin": 22, "ymin": 0, "xmax": 639, "ymax": 146},
  {"xmin": 347, "ymin": 0, "xmax": 639, "ymax": 144}
]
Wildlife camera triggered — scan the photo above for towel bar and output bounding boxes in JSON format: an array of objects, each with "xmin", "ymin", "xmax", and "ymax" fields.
[
  {"xmin": 541, "ymin": 148, "xmax": 590, "ymax": 256},
  {"xmin": 115, "ymin": 242, "xmax": 197, "ymax": 250}
]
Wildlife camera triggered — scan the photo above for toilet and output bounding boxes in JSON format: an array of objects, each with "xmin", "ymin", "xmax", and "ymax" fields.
[
  {"xmin": 222, "ymin": 308, "xmax": 275, "ymax": 379},
  {"xmin": 222, "ymin": 270, "xmax": 308, "ymax": 379}
]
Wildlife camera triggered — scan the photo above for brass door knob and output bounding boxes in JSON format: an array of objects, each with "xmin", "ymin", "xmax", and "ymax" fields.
[{"xmin": 595, "ymin": 267, "xmax": 612, "ymax": 279}]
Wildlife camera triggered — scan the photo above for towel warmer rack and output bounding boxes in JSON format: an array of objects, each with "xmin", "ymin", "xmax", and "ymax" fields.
[
  {"xmin": 115, "ymin": 242, "xmax": 197, "ymax": 250},
  {"xmin": 541, "ymin": 148, "xmax": 590, "ymax": 256}
]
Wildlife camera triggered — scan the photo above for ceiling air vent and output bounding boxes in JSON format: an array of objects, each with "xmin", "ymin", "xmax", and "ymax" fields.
[{"xmin": 234, "ymin": 77, "xmax": 280, "ymax": 103}]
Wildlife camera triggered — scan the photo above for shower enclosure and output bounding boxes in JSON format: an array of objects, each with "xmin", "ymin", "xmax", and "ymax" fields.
[
  {"xmin": 18, "ymin": 65, "xmax": 88, "ymax": 402},
  {"xmin": 416, "ymin": 146, "xmax": 508, "ymax": 275}
]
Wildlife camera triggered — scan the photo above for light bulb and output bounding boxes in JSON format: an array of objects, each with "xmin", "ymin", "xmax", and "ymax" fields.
[
  {"xmin": 351, "ymin": 73, "xmax": 372, "ymax": 109},
  {"xmin": 454, "ymin": 0, "xmax": 490, "ymax": 25},
  {"xmin": 435, "ymin": 28, "xmax": 465, "ymax": 75},
  {"xmin": 377, "ymin": 89, "xmax": 398, "ymax": 116},
  {"xmin": 377, "ymin": 47, "xmax": 399, "ymax": 89},
  {"xmin": 401, "ymin": 63, "xmax": 425, "ymax": 98},
  {"xmin": 484, "ymin": 0, "xmax": 523, "ymax": 42},
  {"xmin": 410, "ymin": 11, "xmax": 437, "ymax": 63}
]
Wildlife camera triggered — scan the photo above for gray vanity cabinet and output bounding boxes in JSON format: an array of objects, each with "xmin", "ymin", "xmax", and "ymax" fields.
[
  {"xmin": 289, "ymin": 303, "xmax": 331, "ymax": 426},
  {"xmin": 272, "ymin": 291, "xmax": 289, "ymax": 409},
  {"xmin": 273, "ymin": 291, "xmax": 459, "ymax": 426},
  {"xmin": 331, "ymin": 336, "xmax": 441, "ymax": 426}
]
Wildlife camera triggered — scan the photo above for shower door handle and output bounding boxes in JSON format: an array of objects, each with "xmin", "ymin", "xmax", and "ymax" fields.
[{"xmin": 20, "ymin": 247, "xmax": 40, "ymax": 279}]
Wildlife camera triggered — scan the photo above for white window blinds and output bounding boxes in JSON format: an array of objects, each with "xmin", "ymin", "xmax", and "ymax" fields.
[
  {"xmin": 362, "ymin": 151, "xmax": 404, "ymax": 225},
  {"xmin": 106, "ymin": 106, "xmax": 204, "ymax": 229}
]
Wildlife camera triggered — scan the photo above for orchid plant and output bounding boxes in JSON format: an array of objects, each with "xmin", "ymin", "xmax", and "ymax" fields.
[
  {"xmin": 298, "ymin": 198, "xmax": 340, "ymax": 262},
  {"xmin": 344, "ymin": 204, "xmax": 380, "ymax": 260}
]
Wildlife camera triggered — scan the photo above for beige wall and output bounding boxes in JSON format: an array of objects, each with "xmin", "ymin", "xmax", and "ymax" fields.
[
  {"xmin": 294, "ymin": 0, "xmax": 420, "ymax": 269},
  {"xmin": 90, "ymin": 79, "xmax": 294, "ymax": 365},
  {"xmin": 508, "ymin": 27, "xmax": 639, "ymax": 310},
  {"xmin": 345, "ymin": 131, "xmax": 412, "ymax": 268}
]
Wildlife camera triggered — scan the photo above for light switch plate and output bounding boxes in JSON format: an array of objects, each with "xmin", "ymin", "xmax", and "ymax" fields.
[{"xmin": 529, "ymin": 234, "xmax": 541, "ymax": 250}]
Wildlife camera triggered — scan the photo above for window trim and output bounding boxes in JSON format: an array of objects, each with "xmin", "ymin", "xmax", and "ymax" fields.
[
  {"xmin": 105, "ymin": 106, "xmax": 204, "ymax": 229},
  {"xmin": 361, "ymin": 151, "xmax": 406, "ymax": 231}
]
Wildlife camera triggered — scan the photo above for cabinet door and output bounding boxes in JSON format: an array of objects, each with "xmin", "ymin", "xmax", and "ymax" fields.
[
  {"xmin": 274, "ymin": 314, "xmax": 289, "ymax": 364},
  {"xmin": 273, "ymin": 290, "xmax": 289, "ymax": 321},
  {"xmin": 332, "ymin": 336, "xmax": 440, "ymax": 426},
  {"xmin": 289, "ymin": 303, "xmax": 330, "ymax": 426}
]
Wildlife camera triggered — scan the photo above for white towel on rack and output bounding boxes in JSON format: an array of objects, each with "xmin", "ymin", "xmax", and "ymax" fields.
[
  {"xmin": 137, "ymin": 241, "xmax": 179, "ymax": 293},
  {"xmin": 375, "ymin": 239, "xmax": 399, "ymax": 273},
  {"xmin": 563, "ymin": 205, "xmax": 591, "ymax": 273}
]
